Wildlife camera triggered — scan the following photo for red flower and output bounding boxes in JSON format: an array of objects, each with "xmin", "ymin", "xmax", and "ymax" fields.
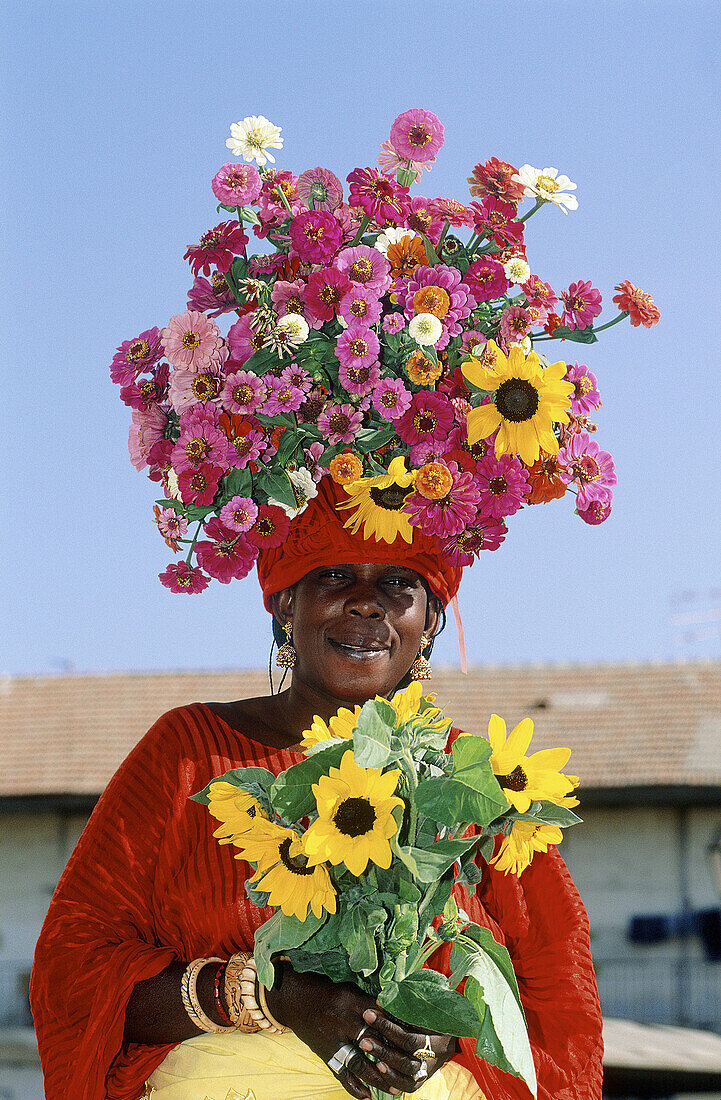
[
  {"xmin": 247, "ymin": 504, "xmax": 291, "ymax": 549},
  {"xmin": 177, "ymin": 463, "xmax": 224, "ymax": 506},
  {"xmin": 612, "ymin": 281, "xmax": 660, "ymax": 328},
  {"xmin": 526, "ymin": 453, "xmax": 568, "ymax": 504},
  {"xmin": 158, "ymin": 561, "xmax": 211, "ymax": 594},
  {"xmin": 470, "ymin": 197, "xmax": 524, "ymax": 247},
  {"xmin": 183, "ymin": 221, "xmax": 248, "ymax": 277},
  {"xmin": 195, "ymin": 518, "xmax": 258, "ymax": 583},
  {"xmin": 467, "ymin": 158, "xmax": 525, "ymax": 203},
  {"xmin": 346, "ymin": 167, "xmax": 410, "ymax": 222}
]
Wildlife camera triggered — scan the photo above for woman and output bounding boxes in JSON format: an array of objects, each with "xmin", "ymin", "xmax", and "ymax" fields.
[{"xmin": 30, "ymin": 481, "xmax": 604, "ymax": 1100}]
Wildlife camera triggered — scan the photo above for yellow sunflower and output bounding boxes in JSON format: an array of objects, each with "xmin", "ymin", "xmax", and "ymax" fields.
[
  {"xmin": 487, "ymin": 713, "xmax": 578, "ymax": 812},
  {"xmin": 462, "ymin": 341, "xmax": 574, "ymax": 465},
  {"xmin": 303, "ymin": 750, "xmax": 404, "ymax": 876},
  {"xmin": 251, "ymin": 833, "xmax": 337, "ymax": 921},
  {"xmin": 301, "ymin": 704, "xmax": 362, "ymax": 751},
  {"xmin": 207, "ymin": 781, "xmax": 267, "ymax": 846},
  {"xmin": 336, "ymin": 456, "xmax": 416, "ymax": 544},
  {"xmin": 491, "ymin": 821, "xmax": 563, "ymax": 876},
  {"xmin": 231, "ymin": 818, "xmax": 299, "ymax": 874}
]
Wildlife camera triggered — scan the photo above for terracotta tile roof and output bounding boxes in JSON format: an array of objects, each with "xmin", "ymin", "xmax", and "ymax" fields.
[{"xmin": 1, "ymin": 661, "xmax": 720, "ymax": 797}]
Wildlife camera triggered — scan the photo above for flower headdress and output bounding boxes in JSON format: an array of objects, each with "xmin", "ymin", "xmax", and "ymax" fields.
[{"xmin": 112, "ymin": 109, "xmax": 659, "ymax": 596}]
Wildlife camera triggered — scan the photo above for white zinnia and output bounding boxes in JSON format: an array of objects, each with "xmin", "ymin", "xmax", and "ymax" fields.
[
  {"xmin": 269, "ymin": 467, "xmax": 318, "ymax": 518},
  {"xmin": 226, "ymin": 115, "xmax": 283, "ymax": 167},
  {"xmin": 276, "ymin": 313, "xmax": 309, "ymax": 343},
  {"xmin": 374, "ymin": 226, "xmax": 419, "ymax": 256},
  {"xmin": 512, "ymin": 165, "xmax": 578, "ymax": 213},
  {"xmin": 409, "ymin": 312, "xmax": 443, "ymax": 346},
  {"xmin": 508, "ymin": 336, "xmax": 533, "ymax": 355},
  {"xmin": 503, "ymin": 257, "xmax": 531, "ymax": 285},
  {"xmin": 165, "ymin": 468, "xmax": 182, "ymax": 501}
]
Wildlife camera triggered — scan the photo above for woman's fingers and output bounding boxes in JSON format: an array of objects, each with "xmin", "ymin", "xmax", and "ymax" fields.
[{"xmin": 358, "ymin": 1034, "xmax": 426, "ymax": 1085}]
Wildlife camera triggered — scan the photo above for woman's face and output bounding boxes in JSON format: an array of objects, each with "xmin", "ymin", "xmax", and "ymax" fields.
[{"xmin": 274, "ymin": 562, "xmax": 441, "ymax": 705}]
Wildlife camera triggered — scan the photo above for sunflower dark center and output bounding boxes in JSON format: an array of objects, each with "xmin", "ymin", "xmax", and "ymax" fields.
[
  {"xmin": 278, "ymin": 836, "xmax": 315, "ymax": 875},
  {"xmin": 333, "ymin": 797, "xmax": 376, "ymax": 837},
  {"xmin": 495, "ymin": 378, "xmax": 540, "ymax": 422},
  {"xmin": 499, "ymin": 765, "xmax": 528, "ymax": 791},
  {"xmin": 369, "ymin": 483, "xmax": 412, "ymax": 511}
]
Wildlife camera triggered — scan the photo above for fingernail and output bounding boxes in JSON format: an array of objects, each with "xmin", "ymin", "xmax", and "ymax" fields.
[
  {"xmin": 360, "ymin": 1038, "xmax": 372, "ymax": 1052},
  {"xmin": 390, "ymin": 1090, "xmax": 401, "ymax": 1096},
  {"xmin": 363, "ymin": 1009, "xmax": 377, "ymax": 1023},
  {"xmin": 377, "ymin": 1062, "xmax": 388, "ymax": 1074}
]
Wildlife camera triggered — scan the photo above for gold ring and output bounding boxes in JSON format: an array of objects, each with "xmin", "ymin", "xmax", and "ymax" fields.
[{"xmin": 412, "ymin": 1035, "xmax": 436, "ymax": 1061}]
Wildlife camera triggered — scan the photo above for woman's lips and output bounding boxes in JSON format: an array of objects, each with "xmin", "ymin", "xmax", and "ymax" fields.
[{"xmin": 328, "ymin": 638, "xmax": 389, "ymax": 660}]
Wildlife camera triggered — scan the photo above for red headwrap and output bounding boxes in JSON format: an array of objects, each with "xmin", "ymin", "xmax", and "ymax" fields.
[{"xmin": 257, "ymin": 476, "xmax": 462, "ymax": 609}]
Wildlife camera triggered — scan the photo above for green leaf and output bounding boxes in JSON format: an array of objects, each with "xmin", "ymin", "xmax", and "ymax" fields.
[
  {"xmin": 269, "ymin": 740, "xmax": 348, "ymax": 821},
  {"xmin": 464, "ymin": 959, "xmax": 535, "ymax": 1092},
  {"xmin": 255, "ymin": 468, "xmax": 298, "ymax": 509},
  {"xmin": 342, "ymin": 903, "xmax": 385, "ymax": 975},
  {"xmin": 451, "ymin": 925, "xmax": 523, "ymax": 1013},
  {"xmin": 548, "ymin": 323, "xmax": 598, "ymax": 344},
  {"xmin": 354, "ymin": 423, "xmax": 397, "ymax": 454},
  {"xmin": 415, "ymin": 736, "xmax": 509, "ymax": 828},
  {"xmin": 219, "ymin": 467, "xmax": 253, "ymax": 501},
  {"xmin": 378, "ymin": 969, "xmax": 484, "ymax": 1038},
  {"xmin": 155, "ymin": 499, "xmax": 187, "ymax": 515},
  {"xmin": 509, "ymin": 799, "xmax": 582, "ymax": 828},
  {"xmin": 394, "ymin": 835, "xmax": 480, "ymax": 883},
  {"xmin": 352, "ymin": 698, "xmax": 396, "ymax": 768},
  {"xmin": 253, "ymin": 909, "xmax": 326, "ymax": 988},
  {"xmin": 289, "ymin": 947, "xmax": 356, "ymax": 985},
  {"xmin": 190, "ymin": 765, "xmax": 278, "ymax": 805},
  {"xmin": 275, "ymin": 428, "xmax": 304, "ymax": 465}
]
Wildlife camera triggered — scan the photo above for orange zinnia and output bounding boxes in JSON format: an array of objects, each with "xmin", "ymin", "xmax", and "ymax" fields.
[
  {"xmin": 406, "ymin": 349, "xmax": 442, "ymax": 386},
  {"xmin": 612, "ymin": 281, "xmax": 660, "ymax": 328},
  {"xmin": 526, "ymin": 453, "xmax": 567, "ymax": 504},
  {"xmin": 330, "ymin": 452, "xmax": 363, "ymax": 486},
  {"xmin": 386, "ymin": 235, "xmax": 429, "ymax": 279},
  {"xmin": 413, "ymin": 284, "xmax": 450, "ymax": 318},
  {"xmin": 415, "ymin": 462, "xmax": 454, "ymax": 500}
]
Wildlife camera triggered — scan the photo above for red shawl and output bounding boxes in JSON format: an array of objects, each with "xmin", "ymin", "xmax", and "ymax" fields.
[{"xmin": 31, "ymin": 704, "xmax": 602, "ymax": 1099}]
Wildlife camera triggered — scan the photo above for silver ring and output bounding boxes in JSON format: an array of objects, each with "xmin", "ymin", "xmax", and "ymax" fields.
[
  {"xmin": 355, "ymin": 1024, "xmax": 369, "ymax": 1043},
  {"xmin": 328, "ymin": 1042, "xmax": 356, "ymax": 1074},
  {"xmin": 414, "ymin": 1060, "xmax": 429, "ymax": 1081}
]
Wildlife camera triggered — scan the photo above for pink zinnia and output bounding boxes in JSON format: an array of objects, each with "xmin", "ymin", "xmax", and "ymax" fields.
[
  {"xmin": 463, "ymin": 257, "xmax": 509, "ymax": 303},
  {"xmin": 406, "ymin": 461, "xmax": 481, "ymax": 540},
  {"xmin": 297, "ymin": 166, "xmax": 344, "ymax": 211},
  {"xmin": 227, "ymin": 425, "xmax": 266, "ymax": 469},
  {"xmin": 565, "ymin": 361, "xmax": 601, "ymax": 415},
  {"xmin": 211, "ymin": 162, "xmax": 262, "ymax": 206},
  {"xmin": 119, "ymin": 362, "xmax": 169, "ymax": 410},
  {"xmin": 339, "ymin": 359, "xmax": 380, "ymax": 397},
  {"xmin": 186, "ymin": 273, "xmax": 238, "ymax": 318},
  {"xmin": 279, "ymin": 363, "xmax": 312, "ymax": 394},
  {"xmin": 372, "ymin": 377, "xmax": 412, "ymax": 421},
  {"xmin": 317, "ymin": 402, "xmax": 364, "ymax": 445},
  {"xmin": 467, "ymin": 158, "xmax": 525, "ymax": 203},
  {"xmin": 442, "ymin": 516, "xmax": 508, "ymax": 565},
  {"xmin": 338, "ymin": 286, "xmax": 382, "ymax": 327},
  {"xmin": 173, "ymin": 411, "xmax": 232, "ymax": 472},
  {"xmin": 289, "ymin": 209, "xmax": 343, "ymax": 264},
  {"xmin": 195, "ymin": 517, "xmax": 258, "ymax": 583},
  {"xmin": 110, "ymin": 327, "xmax": 164, "ymax": 386},
  {"xmin": 159, "ymin": 561, "xmax": 211, "ymax": 594},
  {"xmin": 476, "ymin": 454, "xmax": 531, "ymax": 518},
  {"xmin": 183, "ymin": 221, "xmax": 248, "ymax": 277},
  {"xmin": 155, "ymin": 507, "xmax": 188, "ymax": 546},
  {"xmin": 335, "ymin": 321, "xmax": 380, "ymax": 370},
  {"xmin": 499, "ymin": 305, "xmax": 532, "ymax": 344},
  {"xmin": 247, "ymin": 504, "xmax": 291, "ymax": 550},
  {"xmin": 335, "ymin": 245, "xmax": 391, "ymax": 294},
  {"xmin": 169, "ymin": 364, "xmax": 224, "ymax": 412},
  {"xmin": 161, "ymin": 310, "xmax": 224, "ymax": 371},
  {"xmin": 249, "ymin": 253, "xmax": 287, "ymax": 276},
  {"xmin": 271, "ymin": 279, "xmax": 311, "ymax": 322},
  {"xmin": 177, "ymin": 463, "xmax": 224, "ymax": 506},
  {"xmin": 403, "ymin": 264, "xmax": 474, "ymax": 349},
  {"xmin": 577, "ymin": 498, "xmax": 612, "ymax": 525},
  {"xmin": 303, "ymin": 441, "xmax": 328, "ymax": 482},
  {"xmin": 396, "ymin": 392, "xmax": 454, "ymax": 447},
  {"xmin": 305, "ymin": 267, "xmax": 353, "ymax": 322},
  {"xmin": 389, "ymin": 108, "xmax": 444, "ymax": 163},
  {"xmin": 523, "ymin": 275, "xmax": 558, "ymax": 318},
  {"xmin": 382, "ymin": 312, "xmax": 405, "ymax": 335},
  {"xmin": 402, "ymin": 195, "xmax": 445, "ymax": 242},
  {"xmin": 408, "ymin": 437, "xmax": 452, "ymax": 466},
  {"xmin": 561, "ymin": 280, "xmax": 602, "ymax": 331},
  {"xmin": 227, "ymin": 314, "xmax": 267, "ymax": 363},
  {"xmin": 346, "ymin": 167, "xmax": 410, "ymax": 223},
  {"xmin": 264, "ymin": 376, "xmax": 306, "ymax": 416},
  {"xmin": 221, "ymin": 370, "xmax": 266, "ymax": 415},
  {"xmin": 427, "ymin": 197, "xmax": 475, "ymax": 229},
  {"xmin": 557, "ymin": 432, "xmax": 616, "ymax": 509},
  {"xmin": 130, "ymin": 403, "xmax": 170, "ymax": 469},
  {"xmin": 470, "ymin": 197, "xmax": 524, "ymax": 247}
]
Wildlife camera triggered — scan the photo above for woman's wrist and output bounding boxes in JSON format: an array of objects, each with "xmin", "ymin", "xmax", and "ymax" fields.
[
  {"xmin": 195, "ymin": 961, "xmax": 233, "ymax": 1028},
  {"xmin": 263, "ymin": 957, "xmax": 293, "ymax": 1029}
]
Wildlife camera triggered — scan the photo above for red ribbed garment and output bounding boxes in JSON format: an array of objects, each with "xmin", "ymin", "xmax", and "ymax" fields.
[{"xmin": 31, "ymin": 704, "xmax": 603, "ymax": 1099}]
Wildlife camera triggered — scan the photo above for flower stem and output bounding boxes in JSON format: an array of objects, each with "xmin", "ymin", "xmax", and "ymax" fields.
[
  {"xmin": 185, "ymin": 521, "xmax": 203, "ymax": 566},
  {"xmin": 351, "ymin": 215, "xmax": 371, "ymax": 247},
  {"xmin": 519, "ymin": 199, "xmax": 542, "ymax": 223},
  {"xmin": 437, "ymin": 220, "xmax": 451, "ymax": 251},
  {"xmin": 591, "ymin": 311, "xmax": 629, "ymax": 333}
]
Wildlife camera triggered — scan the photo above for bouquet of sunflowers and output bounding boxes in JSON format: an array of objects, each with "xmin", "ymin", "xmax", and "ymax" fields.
[
  {"xmin": 111, "ymin": 109, "xmax": 659, "ymax": 595},
  {"xmin": 192, "ymin": 684, "xmax": 581, "ymax": 1097}
]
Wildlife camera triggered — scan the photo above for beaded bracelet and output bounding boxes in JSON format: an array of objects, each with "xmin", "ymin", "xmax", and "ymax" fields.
[
  {"xmin": 180, "ymin": 956, "xmax": 236, "ymax": 1034},
  {"xmin": 213, "ymin": 962, "xmax": 233, "ymax": 1027},
  {"xmin": 224, "ymin": 951, "xmax": 261, "ymax": 1033}
]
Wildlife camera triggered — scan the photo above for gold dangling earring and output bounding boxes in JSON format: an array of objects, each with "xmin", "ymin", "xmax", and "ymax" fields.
[
  {"xmin": 275, "ymin": 621, "xmax": 296, "ymax": 668},
  {"xmin": 409, "ymin": 634, "xmax": 432, "ymax": 681}
]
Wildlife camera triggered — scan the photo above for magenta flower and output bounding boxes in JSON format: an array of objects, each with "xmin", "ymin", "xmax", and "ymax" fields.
[
  {"xmin": 338, "ymin": 286, "xmax": 382, "ymax": 327},
  {"xmin": 565, "ymin": 361, "xmax": 601, "ymax": 415},
  {"xmin": 382, "ymin": 312, "xmax": 405, "ymax": 335},
  {"xmin": 211, "ymin": 162, "xmax": 262, "ymax": 206},
  {"xmin": 404, "ymin": 195, "xmax": 445, "ymax": 242},
  {"xmin": 303, "ymin": 441, "xmax": 328, "ymax": 482},
  {"xmin": 177, "ymin": 463, "xmax": 224, "ymax": 506},
  {"xmin": 317, "ymin": 402, "xmax": 364, "ymax": 445},
  {"xmin": 476, "ymin": 453, "xmax": 531, "ymax": 518},
  {"xmin": 221, "ymin": 370, "xmax": 266, "ymax": 415},
  {"xmin": 406, "ymin": 462, "xmax": 481, "ymax": 539},
  {"xmin": 463, "ymin": 257, "xmax": 509, "ymax": 303},
  {"xmin": 389, "ymin": 108, "xmax": 444, "ymax": 163},
  {"xmin": 339, "ymin": 359, "xmax": 380, "ymax": 397},
  {"xmin": 119, "ymin": 362, "xmax": 169, "ymax": 410},
  {"xmin": 264, "ymin": 376, "xmax": 307, "ymax": 416},
  {"xmin": 173, "ymin": 411, "xmax": 232, "ymax": 472},
  {"xmin": 346, "ymin": 167, "xmax": 410, "ymax": 223},
  {"xmin": 297, "ymin": 166, "xmax": 344, "ymax": 211},
  {"xmin": 227, "ymin": 425, "xmax": 266, "ymax": 469},
  {"xmin": 306, "ymin": 267, "xmax": 353, "ymax": 322},
  {"xmin": 110, "ymin": 327, "xmax": 164, "ymax": 386},
  {"xmin": 155, "ymin": 507, "xmax": 188, "ymax": 544},
  {"xmin": 247, "ymin": 504, "xmax": 291, "ymax": 550},
  {"xmin": 403, "ymin": 265, "xmax": 474, "ymax": 349},
  {"xmin": 227, "ymin": 314, "xmax": 267, "ymax": 363},
  {"xmin": 523, "ymin": 275, "xmax": 558, "ymax": 318},
  {"xmin": 470, "ymin": 197, "xmax": 525, "ymax": 248},
  {"xmin": 161, "ymin": 310, "xmax": 224, "ymax": 371},
  {"xmin": 195, "ymin": 517, "xmax": 258, "ymax": 583},
  {"xmin": 159, "ymin": 561, "xmax": 211, "ymax": 594},
  {"xmin": 427, "ymin": 197, "xmax": 475, "ymax": 229},
  {"xmin": 335, "ymin": 321, "xmax": 380, "ymax": 371},
  {"xmin": 442, "ymin": 516, "xmax": 508, "ymax": 565},
  {"xmin": 561, "ymin": 280, "xmax": 602, "ymax": 331},
  {"xmin": 460, "ymin": 329, "xmax": 487, "ymax": 354},
  {"xmin": 248, "ymin": 253, "xmax": 287, "ymax": 276},
  {"xmin": 557, "ymin": 431, "xmax": 616, "ymax": 509},
  {"xmin": 577, "ymin": 498, "xmax": 612, "ymax": 525},
  {"xmin": 289, "ymin": 209, "xmax": 343, "ymax": 264},
  {"xmin": 169, "ymin": 364, "xmax": 224, "ymax": 412},
  {"xmin": 271, "ymin": 279, "xmax": 311, "ymax": 322},
  {"xmin": 408, "ymin": 437, "xmax": 452, "ymax": 466},
  {"xmin": 372, "ymin": 377, "xmax": 412, "ymax": 421},
  {"xmin": 396, "ymin": 392, "xmax": 455, "ymax": 447},
  {"xmin": 335, "ymin": 245, "xmax": 391, "ymax": 294},
  {"xmin": 279, "ymin": 363, "xmax": 312, "ymax": 394},
  {"xmin": 186, "ymin": 273, "xmax": 238, "ymax": 318},
  {"xmin": 183, "ymin": 221, "xmax": 248, "ymax": 277},
  {"xmin": 499, "ymin": 305, "xmax": 532, "ymax": 345}
]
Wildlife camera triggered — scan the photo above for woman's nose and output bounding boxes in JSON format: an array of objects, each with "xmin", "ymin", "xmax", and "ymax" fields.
[{"xmin": 345, "ymin": 584, "xmax": 385, "ymax": 618}]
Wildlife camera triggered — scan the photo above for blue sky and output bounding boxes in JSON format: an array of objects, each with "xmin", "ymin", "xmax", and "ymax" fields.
[{"xmin": 3, "ymin": 0, "xmax": 720, "ymax": 676}]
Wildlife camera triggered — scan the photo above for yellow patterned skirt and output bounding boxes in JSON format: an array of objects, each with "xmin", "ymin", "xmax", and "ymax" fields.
[{"xmin": 143, "ymin": 1030, "xmax": 485, "ymax": 1100}]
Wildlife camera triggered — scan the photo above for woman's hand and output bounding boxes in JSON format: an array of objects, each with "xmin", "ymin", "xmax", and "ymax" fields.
[{"xmin": 265, "ymin": 964, "xmax": 456, "ymax": 1099}]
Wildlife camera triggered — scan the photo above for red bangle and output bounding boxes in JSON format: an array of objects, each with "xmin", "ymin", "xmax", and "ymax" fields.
[{"xmin": 213, "ymin": 963, "xmax": 233, "ymax": 1026}]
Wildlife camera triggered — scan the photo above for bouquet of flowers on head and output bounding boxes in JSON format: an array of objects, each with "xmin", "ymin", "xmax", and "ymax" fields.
[
  {"xmin": 112, "ymin": 109, "xmax": 659, "ymax": 595},
  {"xmin": 192, "ymin": 684, "xmax": 581, "ymax": 1098}
]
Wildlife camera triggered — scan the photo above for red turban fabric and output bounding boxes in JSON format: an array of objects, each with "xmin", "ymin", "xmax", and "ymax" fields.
[{"xmin": 257, "ymin": 476, "xmax": 462, "ymax": 609}]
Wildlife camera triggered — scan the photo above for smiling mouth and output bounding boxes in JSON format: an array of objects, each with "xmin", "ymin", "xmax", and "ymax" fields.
[{"xmin": 329, "ymin": 640, "xmax": 388, "ymax": 660}]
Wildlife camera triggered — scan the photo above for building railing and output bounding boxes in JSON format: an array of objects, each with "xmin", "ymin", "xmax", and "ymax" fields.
[{"xmin": 595, "ymin": 955, "xmax": 721, "ymax": 1031}]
